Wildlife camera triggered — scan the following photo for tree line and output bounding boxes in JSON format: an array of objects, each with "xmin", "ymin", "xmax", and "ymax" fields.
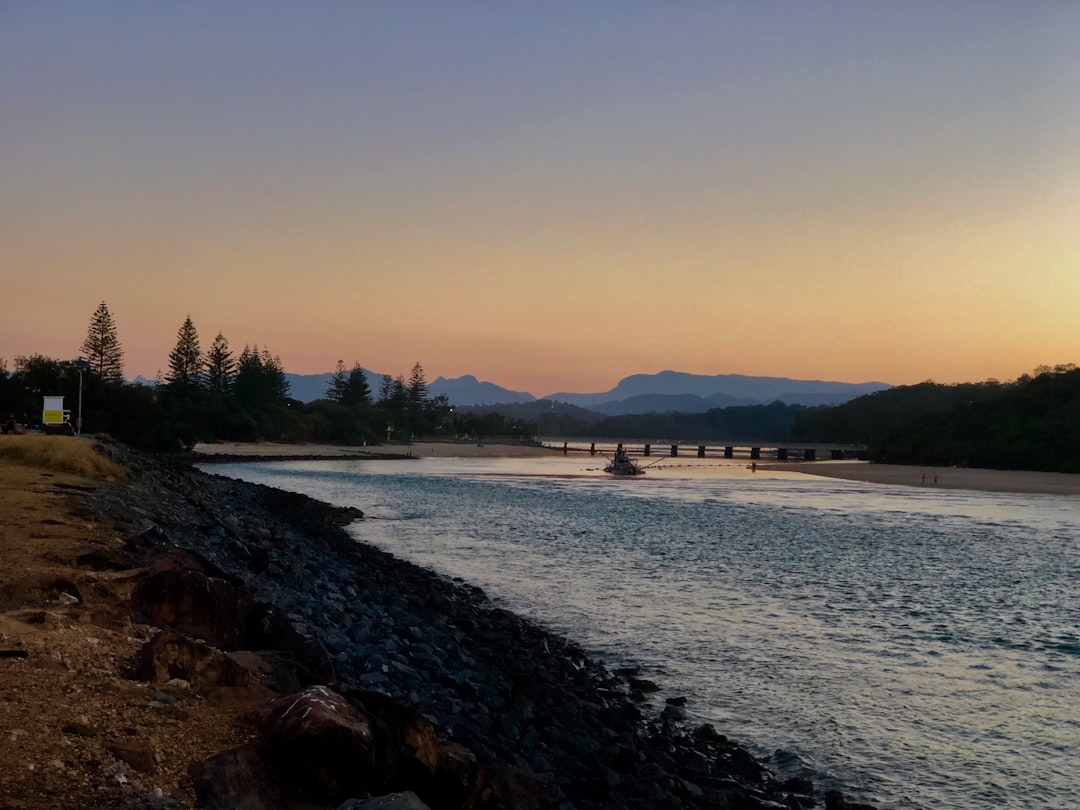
[
  {"xmin": 0, "ymin": 302, "xmax": 466, "ymax": 451},
  {"xmin": 5, "ymin": 302, "xmax": 1077, "ymax": 471}
]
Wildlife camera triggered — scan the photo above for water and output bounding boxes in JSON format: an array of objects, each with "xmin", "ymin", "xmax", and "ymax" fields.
[{"xmin": 205, "ymin": 456, "xmax": 1080, "ymax": 809}]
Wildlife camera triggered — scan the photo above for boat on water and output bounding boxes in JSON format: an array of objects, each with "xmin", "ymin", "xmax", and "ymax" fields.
[{"xmin": 604, "ymin": 443, "xmax": 645, "ymax": 476}]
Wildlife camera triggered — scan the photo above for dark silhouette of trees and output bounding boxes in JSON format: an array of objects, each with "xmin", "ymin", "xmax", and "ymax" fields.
[
  {"xmin": 326, "ymin": 360, "xmax": 350, "ymax": 403},
  {"xmin": 204, "ymin": 333, "xmax": 236, "ymax": 399},
  {"xmin": 165, "ymin": 316, "xmax": 203, "ymax": 389},
  {"xmin": 345, "ymin": 364, "xmax": 372, "ymax": 407},
  {"xmin": 81, "ymin": 301, "xmax": 124, "ymax": 382},
  {"xmin": 407, "ymin": 362, "xmax": 428, "ymax": 406},
  {"xmin": 234, "ymin": 345, "xmax": 289, "ymax": 407},
  {"xmin": 869, "ymin": 367, "xmax": 1080, "ymax": 471}
]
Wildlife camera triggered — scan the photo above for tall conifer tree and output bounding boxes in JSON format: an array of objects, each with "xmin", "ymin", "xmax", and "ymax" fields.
[
  {"xmin": 345, "ymin": 363, "xmax": 371, "ymax": 406},
  {"xmin": 204, "ymin": 333, "xmax": 236, "ymax": 397},
  {"xmin": 165, "ymin": 316, "xmax": 203, "ymax": 388},
  {"xmin": 326, "ymin": 360, "xmax": 349, "ymax": 403},
  {"xmin": 80, "ymin": 301, "xmax": 124, "ymax": 382}
]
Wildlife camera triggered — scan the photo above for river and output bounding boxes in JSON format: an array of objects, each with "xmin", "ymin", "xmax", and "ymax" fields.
[{"xmin": 206, "ymin": 456, "xmax": 1080, "ymax": 809}]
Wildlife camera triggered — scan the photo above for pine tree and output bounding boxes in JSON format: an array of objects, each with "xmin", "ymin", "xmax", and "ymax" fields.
[
  {"xmin": 165, "ymin": 316, "xmax": 203, "ymax": 388},
  {"xmin": 204, "ymin": 333, "xmax": 236, "ymax": 398},
  {"xmin": 81, "ymin": 301, "xmax": 124, "ymax": 382},
  {"xmin": 344, "ymin": 363, "xmax": 371, "ymax": 407},
  {"xmin": 407, "ymin": 362, "xmax": 428, "ymax": 406},
  {"xmin": 378, "ymin": 374, "xmax": 394, "ymax": 404},
  {"xmin": 234, "ymin": 344, "xmax": 289, "ymax": 405},
  {"xmin": 326, "ymin": 360, "xmax": 349, "ymax": 403},
  {"xmin": 262, "ymin": 349, "xmax": 290, "ymax": 401}
]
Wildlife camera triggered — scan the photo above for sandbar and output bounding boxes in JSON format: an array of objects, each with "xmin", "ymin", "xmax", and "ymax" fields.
[{"xmin": 763, "ymin": 461, "xmax": 1080, "ymax": 496}]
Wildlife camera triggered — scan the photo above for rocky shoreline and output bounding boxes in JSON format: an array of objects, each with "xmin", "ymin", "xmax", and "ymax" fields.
[{"xmin": 78, "ymin": 442, "xmax": 875, "ymax": 809}]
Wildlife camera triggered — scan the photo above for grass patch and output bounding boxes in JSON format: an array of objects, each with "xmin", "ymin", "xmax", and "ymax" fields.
[{"xmin": 0, "ymin": 436, "xmax": 128, "ymax": 480}]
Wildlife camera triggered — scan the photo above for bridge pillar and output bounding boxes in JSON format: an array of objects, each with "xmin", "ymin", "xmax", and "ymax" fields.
[
  {"xmin": 697, "ymin": 445, "xmax": 706, "ymax": 458},
  {"xmin": 776, "ymin": 448, "xmax": 789, "ymax": 461},
  {"xmin": 724, "ymin": 446, "xmax": 734, "ymax": 459},
  {"xmin": 750, "ymin": 447, "xmax": 761, "ymax": 460},
  {"xmin": 643, "ymin": 443, "xmax": 651, "ymax": 456},
  {"xmin": 670, "ymin": 444, "xmax": 679, "ymax": 457},
  {"xmin": 803, "ymin": 448, "xmax": 816, "ymax": 461}
]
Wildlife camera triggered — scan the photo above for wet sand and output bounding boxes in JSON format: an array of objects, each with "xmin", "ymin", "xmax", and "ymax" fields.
[{"xmin": 763, "ymin": 461, "xmax": 1080, "ymax": 496}]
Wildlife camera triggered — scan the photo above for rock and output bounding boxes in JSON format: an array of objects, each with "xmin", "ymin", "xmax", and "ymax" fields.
[
  {"xmin": 130, "ymin": 570, "xmax": 249, "ymax": 649},
  {"xmin": 190, "ymin": 744, "xmax": 288, "ymax": 810},
  {"xmin": 485, "ymin": 766, "xmax": 559, "ymax": 810},
  {"xmin": 61, "ymin": 721, "xmax": 97, "ymax": 738},
  {"xmin": 259, "ymin": 686, "xmax": 377, "ymax": 805},
  {"xmin": 349, "ymin": 692, "xmax": 439, "ymax": 789},
  {"xmin": 628, "ymin": 677, "xmax": 660, "ymax": 694},
  {"xmin": 430, "ymin": 739, "xmax": 485, "ymax": 810},
  {"xmin": 44, "ymin": 544, "xmax": 135, "ymax": 571},
  {"xmin": 135, "ymin": 632, "xmax": 254, "ymax": 693},
  {"xmin": 781, "ymin": 777, "xmax": 814, "ymax": 796},
  {"xmin": 106, "ymin": 741, "xmax": 157, "ymax": 774},
  {"xmin": 244, "ymin": 602, "xmax": 336, "ymax": 685},
  {"xmin": 228, "ymin": 649, "xmax": 303, "ymax": 694}
]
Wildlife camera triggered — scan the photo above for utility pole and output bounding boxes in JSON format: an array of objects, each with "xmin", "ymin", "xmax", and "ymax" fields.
[{"xmin": 72, "ymin": 359, "xmax": 91, "ymax": 435}]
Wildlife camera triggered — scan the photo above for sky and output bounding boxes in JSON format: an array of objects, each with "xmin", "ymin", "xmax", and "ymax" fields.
[{"xmin": 2, "ymin": 2, "xmax": 1078, "ymax": 397}]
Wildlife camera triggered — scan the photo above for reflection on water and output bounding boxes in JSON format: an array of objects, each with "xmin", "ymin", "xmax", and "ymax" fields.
[{"xmin": 207, "ymin": 456, "xmax": 1080, "ymax": 810}]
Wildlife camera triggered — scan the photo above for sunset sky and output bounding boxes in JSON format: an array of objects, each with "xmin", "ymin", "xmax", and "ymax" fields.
[{"xmin": 3, "ymin": 2, "xmax": 1078, "ymax": 396}]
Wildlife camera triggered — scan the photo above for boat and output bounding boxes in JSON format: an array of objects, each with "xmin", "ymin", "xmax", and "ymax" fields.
[{"xmin": 604, "ymin": 443, "xmax": 645, "ymax": 476}]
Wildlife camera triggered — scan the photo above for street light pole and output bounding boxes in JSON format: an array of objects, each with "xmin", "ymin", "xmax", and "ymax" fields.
[{"xmin": 71, "ymin": 360, "xmax": 91, "ymax": 436}]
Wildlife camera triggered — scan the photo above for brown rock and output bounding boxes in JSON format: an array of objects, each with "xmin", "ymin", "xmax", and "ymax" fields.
[
  {"xmin": 190, "ymin": 744, "xmax": 288, "ymax": 810},
  {"xmin": 485, "ymin": 766, "xmax": 559, "ymax": 810},
  {"xmin": 259, "ymin": 686, "xmax": 377, "ymax": 805},
  {"xmin": 106, "ymin": 740, "xmax": 157, "ymax": 774},
  {"xmin": 431, "ymin": 739, "xmax": 486, "ymax": 810},
  {"xmin": 135, "ymin": 632, "xmax": 253, "ymax": 693},
  {"xmin": 130, "ymin": 570, "xmax": 249, "ymax": 649}
]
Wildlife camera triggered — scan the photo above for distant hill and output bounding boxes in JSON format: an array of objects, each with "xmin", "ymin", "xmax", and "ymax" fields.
[
  {"xmin": 428, "ymin": 375, "xmax": 534, "ymax": 406},
  {"xmin": 282, "ymin": 372, "xmax": 532, "ymax": 405},
  {"xmin": 280, "ymin": 368, "xmax": 892, "ymax": 409},
  {"xmin": 545, "ymin": 371, "xmax": 890, "ymax": 412}
]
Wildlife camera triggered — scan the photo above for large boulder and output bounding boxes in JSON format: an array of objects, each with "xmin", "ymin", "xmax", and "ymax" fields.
[
  {"xmin": 136, "ymin": 632, "xmax": 254, "ymax": 693},
  {"xmin": 259, "ymin": 686, "xmax": 377, "ymax": 806},
  {"xmin": 190, "ymin": 744, "xmax": 289, "ymax": 810},
  {"xmin": 131, "ymin": 570, "xmax": 249, "ymax": 649},
  {"xmin": 244, "ymin": 602, "xmax": 336, "ymax": 685}
]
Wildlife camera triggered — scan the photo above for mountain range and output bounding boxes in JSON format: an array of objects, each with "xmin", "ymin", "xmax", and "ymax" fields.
[{"xmin": 280, "ymin": 370, "xmax": 891, "ymax": 415}]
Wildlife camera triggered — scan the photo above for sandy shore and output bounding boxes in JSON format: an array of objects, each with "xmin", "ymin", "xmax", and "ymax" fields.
[
  {"xmin": 192, "ymin": 440, "xmax": 560, "ymax": 459},
  {"xmin": 764, "ymin": 461, "xmax": 1080, "ymax": 496}
]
